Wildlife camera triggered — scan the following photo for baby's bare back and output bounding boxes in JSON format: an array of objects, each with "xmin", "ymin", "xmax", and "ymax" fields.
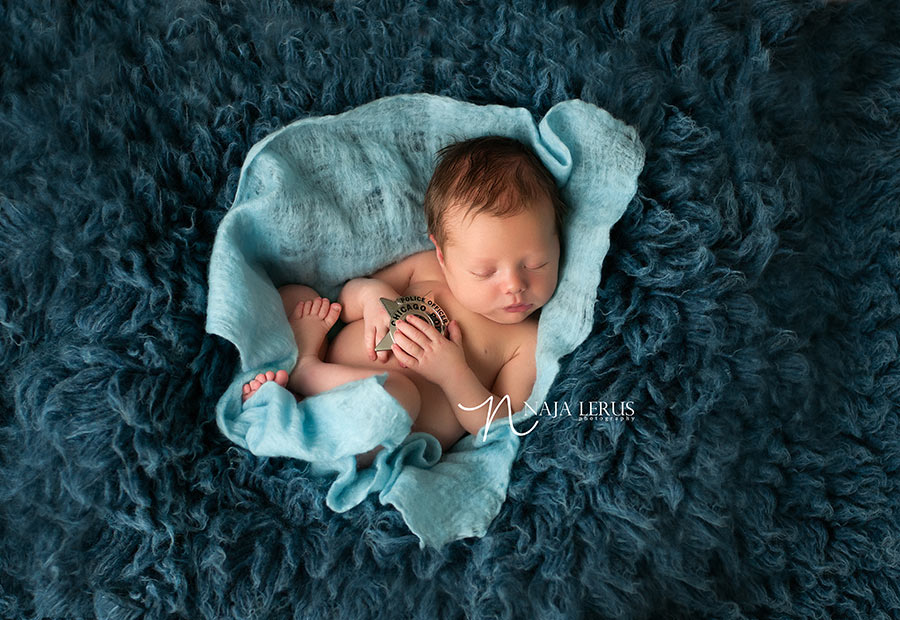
[{"xmin": 325, "ymin": 268, "xmax": 536, "ymax": 448}]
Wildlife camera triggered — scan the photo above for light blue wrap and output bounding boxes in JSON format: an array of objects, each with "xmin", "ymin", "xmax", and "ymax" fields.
[{"xmin": 206, "ymin": 94, "xmax": 644, "ymax": 548}]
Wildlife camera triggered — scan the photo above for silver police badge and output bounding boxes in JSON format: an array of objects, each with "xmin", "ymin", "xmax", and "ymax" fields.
[{"xmin": 374, "ymin": 295, "xmax": 450, "ymax": 352}]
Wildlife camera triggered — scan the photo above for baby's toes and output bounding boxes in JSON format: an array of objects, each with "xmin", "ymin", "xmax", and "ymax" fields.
[
  {"xmin": 249, "ymin": 379, "xmax": 261, "ymax": 390},
  {"xmin": 310, "ymin": 297, "xmax": 325, "ymax": 316},
  {"xmin": 316, "ymin": 297, "xmax": 333, "ymax": 319},
  {"xmin": 242, "ymin": 383, "xmax": 255, "ymax": 402},
  {"xmin": 274, "ymin": 369, "xmax": 289, "ymax": 386},
  {"xmin": 255, "ymin": 373, "xmax": 266, "ymax": 383},
  {"xmin": 325, "ymin": 302, "xmax": 342, "ymax": 325},
  {"xmin": 289, "ymin": 301, "xmax": 305, "ymax": 321},
  {"xmin": 265, "ymin": 370, "xmax": 275, "ymax": 381},
  {"xmin": 292, "ymin": 300, "xmax": 308, "ymax": 319}
]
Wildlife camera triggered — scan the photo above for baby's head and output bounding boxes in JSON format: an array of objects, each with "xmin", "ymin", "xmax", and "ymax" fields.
[{"xmin": 424, "ymin": 136, "xmax": 567, "ymax": 324}]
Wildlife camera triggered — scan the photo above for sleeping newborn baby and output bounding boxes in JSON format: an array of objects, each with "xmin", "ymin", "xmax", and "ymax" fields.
[{"xmin": 242, "ymin": 136, "xmax": 567, "ymax": 468}]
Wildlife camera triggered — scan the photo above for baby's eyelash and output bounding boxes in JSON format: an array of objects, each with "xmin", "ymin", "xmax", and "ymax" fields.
[{"xmin": 472, "ymin": 263, "xmax": 547, "ymax": 278}]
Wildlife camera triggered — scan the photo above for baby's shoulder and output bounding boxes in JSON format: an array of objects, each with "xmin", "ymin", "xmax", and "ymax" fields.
[{"xmin": 405, "ymin": 250, "xmax": 442, "ymax": 282}]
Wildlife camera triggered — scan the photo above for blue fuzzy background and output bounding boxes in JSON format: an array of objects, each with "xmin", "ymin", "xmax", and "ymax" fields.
[{"xmin": 2, "ymin": 0, "xmax": 899, "ymax": 618}]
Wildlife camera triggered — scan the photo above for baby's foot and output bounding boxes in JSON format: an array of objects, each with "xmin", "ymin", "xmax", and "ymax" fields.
[
  {"xmin": 242, "ymin": 369, "xmax": 289, "ymax": 402},
  {"xmin": 290, "ymin": 297, "xmax": 342, "ymax": 369}
]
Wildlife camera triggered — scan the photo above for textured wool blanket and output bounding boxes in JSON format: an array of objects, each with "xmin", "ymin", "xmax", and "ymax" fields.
[
  {"xmin": 3, "ymin": 1, "xmax": 899, "ymax": 618},
  {"xmin": 206, "ymin": 94, "xmax": 644, "ymax": 548}
]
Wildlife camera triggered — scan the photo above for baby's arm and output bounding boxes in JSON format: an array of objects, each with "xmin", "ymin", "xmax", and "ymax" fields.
[
  {"xmin": 488, "ymin": 331, "xmax": 538, "ymax": 417},
  {"xmin": 337, "ymin": 250, "xmax": 430, "ymax": 321},
  {"xmin": 338, "ymin": 251, "xmax": 432, "ymax": 361},
  {"xmin": 446, "ymin": 327, "xmax": 538, "ymax": 436},
  {"xmin": 392, "ymin": 316, "xmax": 538, "ymax": 436}
]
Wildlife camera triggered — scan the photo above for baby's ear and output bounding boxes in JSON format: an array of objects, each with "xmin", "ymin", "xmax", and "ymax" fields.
[{"xmin": 429, "ymin": 234, "xmax": 445, "ymax": 266}]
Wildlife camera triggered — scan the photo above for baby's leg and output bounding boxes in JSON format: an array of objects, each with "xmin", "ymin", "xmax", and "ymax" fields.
[
  {"xmin": 280, "ymin": 289, "xmax": 420, "ymax": 470},
  {"xmin": 289, "ymin": 298, "xmax": 420, "ymax": 469},
  {"xmin": 279, "ymin": 284, "xmax": 329, "ymax": 360},
  {"xmin": 242, "ymin": 284, "xmax": 327, "ymax": 402},
  {"xmin": 245, "ymin": 286, "xmax": 418, "ymax": 411},
  {"xmin": 286, "ymin": 297, "xmax": 420, "ymax": 412}
]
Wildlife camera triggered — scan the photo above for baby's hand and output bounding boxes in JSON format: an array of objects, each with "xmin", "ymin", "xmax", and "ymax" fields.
[
  {"xmin": 362, "ymin": 296, "xmax": 393, "ymax": 362},
  {"xmin": 391, "ymin": 316, "xmax": 466, "ymax": 385}
]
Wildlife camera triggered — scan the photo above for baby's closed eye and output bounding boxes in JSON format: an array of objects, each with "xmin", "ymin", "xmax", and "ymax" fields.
[{"xmin": 471, "ymin": 262, "xmax": 549, "ymax": 278}]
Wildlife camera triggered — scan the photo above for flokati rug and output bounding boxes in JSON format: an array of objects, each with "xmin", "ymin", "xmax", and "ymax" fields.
[{"xmin": 1, "ymin": 1, "xmax": 899, "ymax": 618}]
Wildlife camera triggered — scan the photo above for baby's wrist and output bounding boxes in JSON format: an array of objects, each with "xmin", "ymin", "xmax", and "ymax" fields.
[{"xmin": 437, "ymin": 360, "xmax": 473, "ymax": 390}]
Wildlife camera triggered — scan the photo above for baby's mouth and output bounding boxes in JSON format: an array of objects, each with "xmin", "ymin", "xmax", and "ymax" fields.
[{"xmin": 504, "ymin": 303, "xmax": 533, "ymax": 313}]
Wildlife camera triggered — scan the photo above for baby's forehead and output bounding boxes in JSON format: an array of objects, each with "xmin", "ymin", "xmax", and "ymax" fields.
[
  {"xmin": 444, "ymin": 223, "xmax": 557, "ymax": 256},
  {"xmin": 440, "ymin": 199, "xmax": 551, "ymax": 226}
]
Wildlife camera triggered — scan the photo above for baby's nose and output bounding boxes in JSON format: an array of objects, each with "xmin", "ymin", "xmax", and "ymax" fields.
[{"xmin": 505, "ymin": 272, "xmax": 526, "ymax": 294}]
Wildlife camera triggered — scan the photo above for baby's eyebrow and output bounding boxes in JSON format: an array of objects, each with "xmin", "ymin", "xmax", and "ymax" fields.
[
  {"xmin": 470, "ymin": 254, "xmax": 546, "ymax": 265},
  {"xmin": 464, "ymin": 255, "xmax": 492, "ymax": 264}
]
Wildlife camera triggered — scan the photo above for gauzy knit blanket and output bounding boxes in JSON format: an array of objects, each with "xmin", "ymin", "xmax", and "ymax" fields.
[{"xmin": 206, "ymin": 93, "xmax": 644, "ymax": 548}]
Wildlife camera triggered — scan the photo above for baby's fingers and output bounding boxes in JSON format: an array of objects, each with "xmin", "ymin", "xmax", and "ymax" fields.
[{"xmin": 391, "ymin": 343, "xmax": 415, "ymax": 368}]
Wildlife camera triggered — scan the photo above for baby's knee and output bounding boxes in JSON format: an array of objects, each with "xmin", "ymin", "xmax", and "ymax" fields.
[
  {"xmin": 383, "ymin": 371, "xmax": 420, "ymax": 423},
  {"xmin": 277, "ymin": 284, "xmax": 320, "ymax": 316}
]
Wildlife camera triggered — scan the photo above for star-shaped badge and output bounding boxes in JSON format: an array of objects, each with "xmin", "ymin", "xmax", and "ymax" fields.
[{"xmin": 374, "ymin": 295, "xmax": 450, "ymax": 352}]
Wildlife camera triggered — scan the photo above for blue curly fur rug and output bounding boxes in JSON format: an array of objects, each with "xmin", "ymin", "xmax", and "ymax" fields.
[{"xmin": 2, "ymin": 1, "xmax": 899, "ymax": 618}]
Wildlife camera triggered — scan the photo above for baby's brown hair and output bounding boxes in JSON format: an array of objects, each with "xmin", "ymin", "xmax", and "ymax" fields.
[{"xmin": 424, "ymin": 136, "xmax": 567, "ymax": 248}]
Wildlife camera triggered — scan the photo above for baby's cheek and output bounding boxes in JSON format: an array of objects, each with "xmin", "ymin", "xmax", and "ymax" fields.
[
  {"xmin": 465, "ymin": 291, "xmax": 483, "ymax": 310},
  {"xmin": 547, "ymin": 272, "xmax": 561, "ymax": 294},
  {"xmin": 539, "ymin": 277, "xmax": 559, "ymax": 305}
]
